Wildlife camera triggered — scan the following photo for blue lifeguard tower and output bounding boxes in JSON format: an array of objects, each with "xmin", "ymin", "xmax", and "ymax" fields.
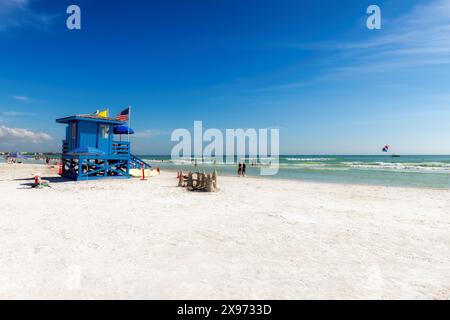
[{"xmin": 56, "ymin": 114, "xmax": 150, "ymax": 180}]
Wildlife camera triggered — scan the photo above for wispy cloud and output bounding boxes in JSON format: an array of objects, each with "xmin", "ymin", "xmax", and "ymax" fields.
[
  {"xmin": 0, "ymin": 0, "xmax": 56, "ymax": 31},
  {"xmin": 0, "ymin": 125, "xmax": 52, "ymax": 143},
  {"xmin": 299, "ymin": 0, "xmax": 450, "ymax": 76},
  {"xmin": 1, "ymin": 111, "xmax": 36, "ymax": 116},
  {"xmin": 251, "ymin": 81, "xmax": 312, "ymax": 93},
  {"xmin": 13, "ymin": 95, "xmax": 34, "ymax": 102},
  {"xmin": 134, "ymin": 129, "xmax": 171, "ymax": 138},
  {"xmin": 222, "ymin": 0, "xmax": 450, "ymax": 95}
]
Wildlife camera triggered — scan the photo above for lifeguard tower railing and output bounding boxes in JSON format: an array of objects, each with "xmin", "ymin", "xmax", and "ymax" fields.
[
  {"xmin": 62, "ymin": 140, "xmax": 69, "ymax": 154},
  {"xmin": 130, "ymin": 154, "xmax": 152, "ymax": 169},
  {"xmin": 112, "ymin": 141, "xmax": 130, "ymax": 158},
  {"xmin": 62, "ymin": 140, "xmax": 131, "ymax": 158}
]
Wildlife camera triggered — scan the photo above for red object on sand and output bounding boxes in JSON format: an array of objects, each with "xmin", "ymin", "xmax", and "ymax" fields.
[{"xmin": 141, "ymin": 163, "xmax": 146, "ymax": 180}]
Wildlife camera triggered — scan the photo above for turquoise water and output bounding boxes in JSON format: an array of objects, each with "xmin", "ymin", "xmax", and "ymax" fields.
[
  {"xmin": 140, "ymin": 155, "xmax": 450, "ymax": 189},
  {"xmin": 2, "ymin": 155, "xmax": 449, "ymax": 189}
]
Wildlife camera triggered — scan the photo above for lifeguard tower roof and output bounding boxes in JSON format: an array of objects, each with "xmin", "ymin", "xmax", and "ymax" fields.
[{"xmin": 56, "ymin": 114, "xmax": 125, "ymax": 125}]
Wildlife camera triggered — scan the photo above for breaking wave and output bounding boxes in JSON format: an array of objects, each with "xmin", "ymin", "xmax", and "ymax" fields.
[
  {"xmin": 285, "ymin": 157, "xmax": 335, "ymax": 161},
  {"xmin": 344, "ymin": 161, "xmax": 450, "ymax": 173}
]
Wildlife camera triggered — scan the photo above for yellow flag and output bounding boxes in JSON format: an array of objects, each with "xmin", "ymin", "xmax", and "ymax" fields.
[{"xmin": 98, "ymin": 109, "xmax": 109, "ymax": 118}]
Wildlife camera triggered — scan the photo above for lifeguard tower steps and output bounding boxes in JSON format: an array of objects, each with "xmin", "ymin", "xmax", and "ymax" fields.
[{"xmin": 130, "ymin": 154, "xmax": 152, "ymax": 169}]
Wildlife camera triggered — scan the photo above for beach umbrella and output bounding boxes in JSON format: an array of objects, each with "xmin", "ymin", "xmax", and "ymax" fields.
[
  {"xmin": 8, "ymin": 152, "xmax": 27, "ymax": 160},
  {"xmin": 7, "ymin": 153, "xmax": 27, "ymax": 172},
  {"xmin": 67, "ymin": 146, "xmax": 106, "ymax": 156},
  {"xmin": 6, "ymin": 153, "xmax": 26, "ymax": 179},
  {"xmin": 113, "ymin": 126, "xmax": 134, "ymax": 135},
  {"xmin": 113, "ymin": 125, "xmax": 134, "ymax": 141}
]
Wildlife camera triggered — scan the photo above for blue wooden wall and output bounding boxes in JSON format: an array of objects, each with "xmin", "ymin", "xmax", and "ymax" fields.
[
  {"xmin": 64, "ymin": 120, "xmax": 114, "ymax": 157},
  {"xmin": 78, "ymin": 121, "xmax": 97, "ymax": 149}
]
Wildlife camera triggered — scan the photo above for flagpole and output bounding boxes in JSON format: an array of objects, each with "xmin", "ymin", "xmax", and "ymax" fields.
[{"xmin": 128, "ymin": 105, "xmax": 132, "ymax": 146}]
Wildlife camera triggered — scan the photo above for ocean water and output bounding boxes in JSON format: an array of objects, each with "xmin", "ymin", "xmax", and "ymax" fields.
[
  {"xmin": 2, "ymin": 155, "xmax": 449, "ymax": 189},
  {"xmin": 140, "ymin": 155, "xmax": 450, "ymax": 189}
]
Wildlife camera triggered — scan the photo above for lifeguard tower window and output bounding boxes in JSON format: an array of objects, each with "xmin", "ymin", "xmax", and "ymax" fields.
[{"xmin": 100, "ymin": 124, "xmax": 109, "ymax": 139}]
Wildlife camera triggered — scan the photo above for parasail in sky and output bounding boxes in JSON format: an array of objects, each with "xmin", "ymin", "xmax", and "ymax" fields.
[{"xmin": 382, "ymin": 145, "xmax": 390, "ymax": 152}]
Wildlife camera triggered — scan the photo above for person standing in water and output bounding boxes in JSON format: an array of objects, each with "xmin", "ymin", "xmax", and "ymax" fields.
[
  {"xmin": 237, "ymin": 163, "xmax": 242, "ymax": 176},
  {"xmin": 242, "ymin": 163, "xmax": 246, "ymax": 177}
]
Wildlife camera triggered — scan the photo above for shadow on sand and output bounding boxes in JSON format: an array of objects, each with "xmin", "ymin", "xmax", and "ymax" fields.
[{"xmin": 14, "ymin": 176, "xmax": 74, "ymax": 189}]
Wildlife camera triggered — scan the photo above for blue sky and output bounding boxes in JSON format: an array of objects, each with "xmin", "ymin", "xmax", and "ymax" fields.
[{"xmin": 1, "ymin": 0, "xmax": 450, "ymax": 154}]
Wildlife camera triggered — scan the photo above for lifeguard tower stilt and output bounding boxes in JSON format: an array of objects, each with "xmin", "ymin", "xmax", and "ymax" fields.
[{"xmin": 56, "ymin": 114, "xmax": 150, "ymax": 181}]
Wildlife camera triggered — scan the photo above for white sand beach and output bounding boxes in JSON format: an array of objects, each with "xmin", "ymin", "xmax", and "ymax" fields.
[{"xmin": 0, "ymin": 163, "xmax": 449, "ymax": 299}]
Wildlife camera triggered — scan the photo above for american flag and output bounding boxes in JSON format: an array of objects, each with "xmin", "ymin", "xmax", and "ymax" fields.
[{"xmin": 116, "ymin": 107, "xmax": 130, "ymax": 121}]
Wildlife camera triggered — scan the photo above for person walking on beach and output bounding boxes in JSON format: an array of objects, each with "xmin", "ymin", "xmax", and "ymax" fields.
[
  {"xmin": 242, "ymin": 163, "xmax": 246, "ymax": 177},
  {"xmin": 237, "ymin": 163, "xmax": 242, "ymax": 176}
]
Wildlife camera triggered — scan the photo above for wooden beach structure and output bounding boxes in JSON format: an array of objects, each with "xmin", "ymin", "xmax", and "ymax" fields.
[
  {"xmin": 56, "ymin": 114, "xmax": 151, "ymax": 181},
  {"xmin": 177, "ymin": 170, "xmax": 219, "ymax": 192}
]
